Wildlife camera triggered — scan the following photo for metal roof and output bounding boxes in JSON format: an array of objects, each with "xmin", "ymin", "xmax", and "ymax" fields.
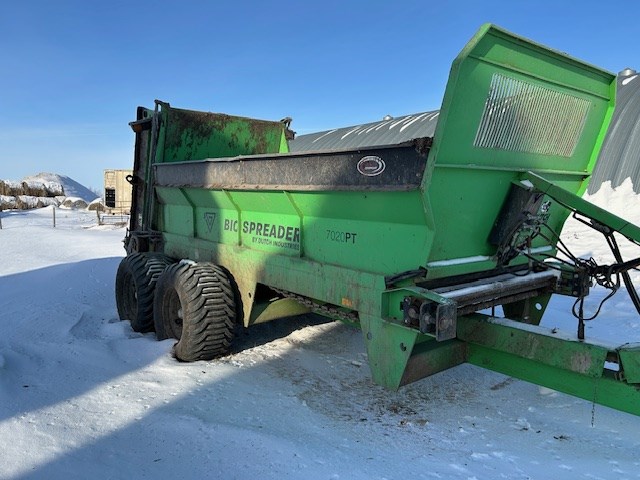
[
  {"xmin": 289, "ymin": 110, "xmax": 440, "ymax": 152},
  {"xmin": 588, "ymin": 71, "xmax": 640, "ymax": 193}
]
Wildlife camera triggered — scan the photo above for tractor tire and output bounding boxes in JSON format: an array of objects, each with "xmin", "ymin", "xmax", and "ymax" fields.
[
  {"xmin": 153, "ymin": 261, "xmax": 237, "ymax": 362},
  {"xmin": 115, "ymin": 253, "xmax": 173, "ymax": 332}
]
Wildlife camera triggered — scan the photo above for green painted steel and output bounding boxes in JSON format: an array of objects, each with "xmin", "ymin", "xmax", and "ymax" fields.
[
  {"xmin": 123, "ymin": 25, "xmax": 640, "ymax": 417},
  {"xmin": 460, "ymin": 314, "xmax": 640, "ymax": 416},
  {"xmin": 619, "ymin": 344, "xmax": 640, "ymax": 384},
  {"xmin": 423, "ymin": 24, "xmax": 615, "ymax": 275},
  {"xmin": 155, "ymin": 100, "xmax": 289, "ymax": 163},
  {"xmin": 458, "ymin": 315, "xmax": 611, "ymax": 378}
]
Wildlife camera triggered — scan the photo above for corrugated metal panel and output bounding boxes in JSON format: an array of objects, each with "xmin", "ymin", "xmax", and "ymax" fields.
[
  {"xmin": 589, "ymin": 73, "xmax": 640, "ymax": 193},
  {"xmin": 289, "ymin": 110, "xmax": 439, "ymax": 152}
]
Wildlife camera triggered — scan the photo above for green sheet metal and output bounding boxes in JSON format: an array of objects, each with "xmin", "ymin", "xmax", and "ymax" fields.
[
  {"xmin": 423, "ymin": 24, "xmax": 616, "ymax": 271},
  {"xmin": 157, "ymin": 101, "xmax": 289, "ymax": 163}
]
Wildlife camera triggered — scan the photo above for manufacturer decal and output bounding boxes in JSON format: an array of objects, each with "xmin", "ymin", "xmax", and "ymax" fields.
[
  {"xmin": 238, "ymin": 220, "xmax": 301, "ymax": 250},
  {"xmin": 326, "ymin": 229, "xmax": 357, "ymax": 244},
  {"xmin": 357, "ymin": 155, "xmax": 386, "ymax": 177},
  {"xmin": 203, "ymin": 212, "xmax": 217, "ymax": 232}
]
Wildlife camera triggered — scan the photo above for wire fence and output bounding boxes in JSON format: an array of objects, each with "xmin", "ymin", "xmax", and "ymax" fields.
[
  {"xmin": 98, "ymin": 213, "xmax": 130, "ymax": 226},
  {"xmin": 0, "ymin": 206, "xmax": 110, "ymax": 230}
]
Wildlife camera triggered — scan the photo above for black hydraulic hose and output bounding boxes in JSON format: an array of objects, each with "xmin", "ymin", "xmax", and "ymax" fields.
[
  {"xmin": 606, "ymin": 233, "xmax": 640, "ymax": 315},
  {"xmin": 568, "ymin": 212, "xmax": 640, "ymax": 315}
]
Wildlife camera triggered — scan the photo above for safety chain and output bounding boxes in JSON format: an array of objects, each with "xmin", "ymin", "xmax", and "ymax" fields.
[{"xmin": 273, "ymin": 288, "xmax": 359, "ymax": 323}]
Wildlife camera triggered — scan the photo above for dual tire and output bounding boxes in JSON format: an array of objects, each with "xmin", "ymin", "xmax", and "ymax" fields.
[
  {"xmin": 115, "ymin": 253, "xmax": 173, "ymax": 332},
  {"xmin": 115, "ymin": 254, "xmax": 237, "ymax": 361}
]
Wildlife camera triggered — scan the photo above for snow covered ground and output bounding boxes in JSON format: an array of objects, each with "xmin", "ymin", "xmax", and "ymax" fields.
[{"xmin": 1, "ymin": 190, "xmax": 640, "ymax": 480}]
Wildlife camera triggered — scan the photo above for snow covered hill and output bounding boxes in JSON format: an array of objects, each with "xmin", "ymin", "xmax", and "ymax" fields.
[
  {"xmin": 22, "ymin": 172, "xmax": 99, "ymax": 202},
  {"xmin": 0, "ymin": 186, "xmax": 639, "ymax": 479}
]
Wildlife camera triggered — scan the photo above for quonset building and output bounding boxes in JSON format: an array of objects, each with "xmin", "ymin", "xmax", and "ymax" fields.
[{"xmin": 588, "ymin": 69, "xmax": 640, "ymax": 194}]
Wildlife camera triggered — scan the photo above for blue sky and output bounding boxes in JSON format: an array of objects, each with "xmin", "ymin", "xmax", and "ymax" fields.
[{"xmin": 1, "ymin": 0, "xmax": 639, "ymax": 191}]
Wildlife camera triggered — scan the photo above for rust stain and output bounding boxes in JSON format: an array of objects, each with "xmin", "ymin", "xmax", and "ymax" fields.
[
  {"xmin": 164, "ymin": 106, "xmax": 285, "ymax": 161},
  {"xmin": 341, "ymin": 297, "xmax": 354, "ymax": 308}
]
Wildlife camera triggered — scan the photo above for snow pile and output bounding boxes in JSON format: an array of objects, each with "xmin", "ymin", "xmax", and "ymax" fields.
[
  {"xmin": 1, "ymin": 189, "xmax": 640, "ymax": 479},
  {"xmin": 23, "ymin": 172, "xmax": 99, "ymax": 202},
  {"xmin": 584, "ymin": 178, "xmax": 640, "ymax": 221}
]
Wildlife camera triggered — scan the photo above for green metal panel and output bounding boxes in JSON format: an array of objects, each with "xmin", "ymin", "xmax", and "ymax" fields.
[
  {"xmin": 157, "ymin": 187, "xmax": 435, "ymax": 275},
  {"xmin": 424, "ymin": 24, "xmax": 616, "ymax": 270},
  {"xmin": 158, "ymin": 101, "xmax": 289, "ymax": 163},
  {"xmin": 226, "ymin": 190, "xmax": 303, "ymax": 257},
  {"xmin": 428, "ymin": 24, "xmax": 615, "ymax": 171},
  {"xmin": 155, "ymin": 187, "xmax": 194, "ymax": 238},
  {"xmin": 359, "ymin": 313, "xmax": 421, "ymax": 390},
  {"xmin": 288, "ymin": 190, "xmax": 432, "ymax": 274},
  {"xmin": 619, "ymin": 344, "xmax": 640, "ymax": 383},
  {"xmin": 458, "ymin": 314, "xmax": 610, "ymax": 377}
]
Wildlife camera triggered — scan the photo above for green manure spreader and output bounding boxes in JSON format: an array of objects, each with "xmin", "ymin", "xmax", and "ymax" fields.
[{"xmin": 116, "ymin": 24, "xmax": 640, "ymax": 416}]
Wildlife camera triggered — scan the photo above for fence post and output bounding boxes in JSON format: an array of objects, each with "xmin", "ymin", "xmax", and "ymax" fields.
[{"xmin": 53, "ymin": 206, "xmax": 56, "ymax": 228}]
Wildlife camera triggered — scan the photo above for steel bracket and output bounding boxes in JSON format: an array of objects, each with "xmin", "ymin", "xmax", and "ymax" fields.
[
  {"xmin": 553, "ymin": 264, "xmax": 591, "ymax": 298},
  {"xmin": 386, "ymin": 287, "xmax": 458, "ymax": 341}
]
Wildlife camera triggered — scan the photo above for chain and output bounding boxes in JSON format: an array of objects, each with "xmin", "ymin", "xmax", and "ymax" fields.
[{"xmin": 273, "ymin": 288, "xmax": 359, "ymax": 323}]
